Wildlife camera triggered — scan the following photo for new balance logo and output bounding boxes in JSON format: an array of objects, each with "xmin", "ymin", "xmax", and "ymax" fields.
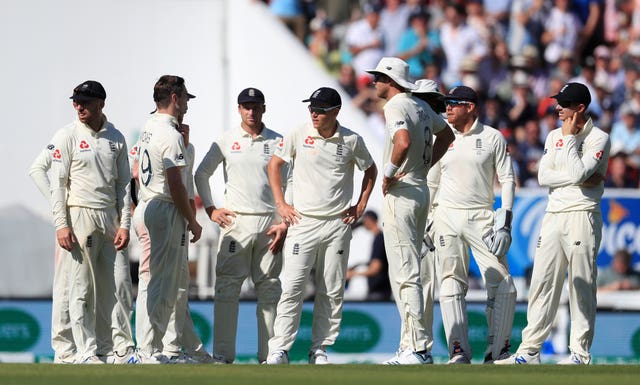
[{"xmin": 515, "ymin": 355, "xmax": 527, "ymax": 364}]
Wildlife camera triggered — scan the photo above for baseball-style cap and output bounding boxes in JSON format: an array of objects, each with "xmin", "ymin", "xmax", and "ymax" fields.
[
  {"xmin": 366, "ymin": 57, "xmax": 418, "ymax": 91},
  {"xmin": 551, "ymin": 82, "xmax": 591, "ymax": 107},
  {"xmin": 444, "ymin": 85, "xmax": 478, "ymax": 103},
  {"xmin": 238, "ymin": 87, "xmax": 265, "ymax": 104},
  {"xmin": 70, "ymin": 80, "xmax": 106, "ymax": 101},
  {"xmin": 302, "ymin": 87, "xmax": 341, "ymax": 107}
]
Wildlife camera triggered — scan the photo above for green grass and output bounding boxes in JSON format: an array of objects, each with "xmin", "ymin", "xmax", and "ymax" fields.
[{"xmin": 1, "ymin": 364, "xmax": 640, "ymax": 385}]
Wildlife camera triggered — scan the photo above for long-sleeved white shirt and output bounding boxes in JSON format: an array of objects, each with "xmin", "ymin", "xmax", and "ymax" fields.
[
  {"xmin": 538, "ymin": 118, "xmax": 610, "ymax": 212},
  {"xmin": 28, "ymin": 146, "xmax": 54, "ymax": 201},
  {"xmin": 195, "ymin": 125, "xmax": 283, "ymax": 215},
  {"xmin": 428, "ymin": 119, "xmax": 515, "ymax": 210},
  {"xmin": 50, "ymin": 116, "xmax": 131, "ymax": 230}
]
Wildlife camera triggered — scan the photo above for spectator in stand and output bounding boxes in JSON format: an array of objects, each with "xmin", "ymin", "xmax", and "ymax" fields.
[
  {"xmin": 508, "ymin": 71, "xmax": 538, "ymax": 128},
  {"xmin": 609, "ymin": 103, "xmax": 640, "ymax": 169},
  {"xmin": 344, "ymin": 1, "xmax": 384, "ymax": 76},
  {"xmin": 541, "ymin": 0, "xmax": 582, "ymax": 66},
  {"xmin": 539, "ymin": 104, "xmax": 560, "ymax": 143},
  {"xmin": 597, "ymin": 249, "xmax": 640, "ymax": 291},
  {"xmin": 465, "ymin": 0, "xmax": 492, "ymax": 47},
  {"xmin": 571, "ymin": 56, "xmax": 603, "ymax": 119},
  {"xmin": 481, "ymin": 95, "xmax": 511, "ymax": 138},
  {"xmin": 572, "ymin": 0, "xmax": 606, "ymax": 58},
  {"xmin": 604, "ymin": 153, "xmax": 638, "ymax": 188},
  {"xmin": 483, "ymin": 0, "xmax": 512, "ymax": 39},
  {"xmin": 507, "ymin": 0, "xmax": 548, "ymax": 57},
  {"xmin": 516, "ymin": 119, "xmax": 546, "ymax": 187},
  {"xmin": 346, "ymin": 211, "xmax": 391, "ymax": 301},
  {"xmin": 308, "ymin": 17, "xmax": 342, "ymax": 76},
  {"xmin": 269, "ymin": 0, "xmax": 309, "ymax": 44},
  {"xmin": 379, "ymin": 0, "xmax": 411, "ymax": 57},
  {"xmin": 439, "ymin": 1, "xmax": 487, "ymax": 88},
  {"xmin": 397, "ymin": 8, "xmax": 440, "ymax": 80},
  {"xmin": 551, "ymin": 50, "xmax": 578, "ymax": 81},
  {"xmin": 337, "ymin": 63, "xmax": 358, "ymax": 98}
]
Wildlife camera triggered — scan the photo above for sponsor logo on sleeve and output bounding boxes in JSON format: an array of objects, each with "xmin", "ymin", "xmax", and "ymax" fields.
[
  {"xmin": 47, "ymin": 144, "xmax": 54, "ymax": 150},
  {"xmin": 594, "ymin": 150, "xmax": 603, "ymax": 161}
]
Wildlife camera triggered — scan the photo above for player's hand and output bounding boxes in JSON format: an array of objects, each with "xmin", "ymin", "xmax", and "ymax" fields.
[
  {"xmin": 582, "ymin": 172, "xmax": 605, "ymax": 187},
  {"xmin": 114, "ymin": 228, "xmax": 130, "ymax": 250},
  {"xmin": 276, "ymin": 202, "xmax": 301, "ymax": 226},
  {"xmin": 561, "ymin": 111, "xmax": 580, "ymax": 136},
  {"xmin": 188, "ymin": 220, "xmax": 202, "ymax": 243},
  {"xmin": 382, "ymin": 172, "xmax": 406, "ymax": 196},
  {"xmin": 342, "ymin": 205, "xmax": 360, "ymax": 225},
  {"xmin": 266, "ymin": 222, "xmax": 288, "ymax": 254},
  {"xmin": 209, "ymin": 208, "xmax": 236, "ymax": 229},
  {"xmin": 56, "ymin": 227, "xmax": 77, "ymax": 251}
]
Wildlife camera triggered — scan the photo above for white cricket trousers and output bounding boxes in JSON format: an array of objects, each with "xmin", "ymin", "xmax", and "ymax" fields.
[
  {"xmin": 67, "ymin": 206, "xmax": 119, "ymax": 359},
  {"xmin": 382, "ymin": 185, "xmax": 430, "ymax": 352},
  {"xmin": 214, "ymin": 213, "xmax": 282, "ymax": 363},
  {"xmin": 268, "ymin": 215, "xmax": 351, "ymax": 354},
  {"xmin": 133, "ymin": 199, "xmax": 185, "ymax": 357},
  {"xmin": 420, "ymin": 235, "xmax": 437, "ymax": 353},
  {"xmin": 162, "ymin": 229, "xmax": 207, "ymax": 359},
  {"xmin": 518, "ymin": 211, "xmax": 602, "ymax": 362},
  {"xmin": 51, "ymin": 243, "xmax": 74, "ymax": 361},
  {"xmin": 433, "ymin": 206, "xmax": 516, "ymax": 359}
]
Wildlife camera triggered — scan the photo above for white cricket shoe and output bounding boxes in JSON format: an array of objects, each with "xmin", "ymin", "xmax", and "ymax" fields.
[
  {"xmin": 266, "ymin": 350, "xmax": 289, "ymax": 365},
  {"xmin": 494, "ymin": 352, "xmax": 541, "ymax": 365},
  {"xmin": 382, "ymin": 349, "xmax": 433, "ymax": 365},
  {"xmin": 210, "ymin": 354, "xmax": 231, "ymax": 364},
  {"xmin": 309, "ymin": 349, "xmax": 330, "ymax": 365},
  {"xmin": 79, "ymin": 355, "xmax": 104, "ymax": 364},
  {"xmin": 447, "ymin": 354, "xmax": 471, "ymax": 364},
  {"xmin": 53, "ymin": 354, "xmax": 76, "ymax": 364},
  {"xmin": 139, "ymin": 352, "xmax": 169, "ymax": 364},
  {"xmin": 112, "ymin": 347, "xmax": 141, "ymax": 364},
  {"xmin": 483, "ymin": 348, "xmax": 512, "ymax": 364},
  {"xmin": 557, "ymin": 352, "xmax": 588, "ymax": 365},
  {"xmin": 167, "ymin": 353, "xmax": 199, "ymax": 364}
]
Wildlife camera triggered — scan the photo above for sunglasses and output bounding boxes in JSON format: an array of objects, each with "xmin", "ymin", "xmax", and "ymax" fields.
[
  {"xmin": 557, "ymin": 100, "xmax": 574, "ymax": 108},
  {"xmin": 308, "ymin": 105, "xmax": 340, "ymax": 114},
  {"xmin": 445, "ymin": 100, "xmax": 472, "ymax": 107},
  {"xmin": 373, "ymin": 73, "xmax": 391, "ymax": 84}
]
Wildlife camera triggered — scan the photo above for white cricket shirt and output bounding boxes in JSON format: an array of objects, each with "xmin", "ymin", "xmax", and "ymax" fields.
[
  {"xmin": 275, "ymin": 121, "xmax": 374, "ymax": 217},
  {"xmin": 29, "ymin": 146, "xmax": 54, "ymax": 201},
  {"xmin": 195, "ymin": 125, "xmax": 283, "ymax": 214},
  {"xmin": 383, "ymin": 92, "xmax": 448, "ymax": 188},
  {"xmin": 428, "ymin": 119, "xmax": 515, "ymax": 210},
  {"xmin": 50, "ymin": 117, "xmax": 131, "ymax": 230},
  {"xmin": 538, "ymin": 118, "xmax": 610, "ymax": 212},
  {"xmin": 136, "ymin": 113, "xmax": 187, "ymax": 204}
]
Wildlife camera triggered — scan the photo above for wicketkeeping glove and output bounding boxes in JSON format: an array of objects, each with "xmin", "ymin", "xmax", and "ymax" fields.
[{"xmin": 482, "ymin": 208, "xmax": 512, "ymax": 258}]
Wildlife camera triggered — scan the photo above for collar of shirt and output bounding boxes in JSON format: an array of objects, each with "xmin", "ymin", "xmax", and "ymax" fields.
[
  {"xmin": 76, "ymin": 114, "xmax": 109, "ymax": 135},
  {"xmin": 238, "ymin": 124, "xmax": 266, "ymax": 139},
  {"xmin": 576, "ymin": 117, "xmax": 595, "ymax": 138},
  {"xmin": 384, "ymin": 92, "xmax": 412, "ymax": 110},
  {"xmin": 152, "ymin": 112, "xmax": 179, "ymax": 129},
  {"xmin": 306, "ymin": 121, "xmax": 343, "ymax": 141}
]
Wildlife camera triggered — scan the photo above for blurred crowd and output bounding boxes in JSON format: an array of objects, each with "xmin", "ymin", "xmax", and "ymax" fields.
[{"xmin": 264, "ymin": 0, "xmax": 640, "ymax": 188}]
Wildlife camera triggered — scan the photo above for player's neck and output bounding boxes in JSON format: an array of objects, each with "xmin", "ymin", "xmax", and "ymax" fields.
[{"xmin": 241, "ymin": 121, "xmax": 263, "ymax": 138}]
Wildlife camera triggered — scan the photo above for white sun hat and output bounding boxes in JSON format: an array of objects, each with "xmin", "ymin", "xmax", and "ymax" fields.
[{"xmin": 366, "ymin": 57, "xmax": 418, "ymax": 91}]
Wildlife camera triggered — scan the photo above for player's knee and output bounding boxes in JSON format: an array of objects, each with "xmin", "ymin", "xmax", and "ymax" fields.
[
  {"xmin": 214, "ymin": 276, "xmax": 244, "ymax": 301},
  {"xmin": 255, "ymin": 278, "xmax": 282, "ymax": 304},
  {"xmin": 496, "ymin": 275, "xmax": 517, "ymax": 296},
  {"xmin": 440, "ymin": 277, "xmax": 467, "ymax": 298}
]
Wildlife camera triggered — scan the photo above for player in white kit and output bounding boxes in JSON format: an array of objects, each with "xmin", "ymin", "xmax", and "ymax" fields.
[
  {"xmin": 265, "ymin": 87, "xmax": 377, "ymax": 365},
  {"xmin": 49, "ymin": 81, "xmax": 132, "ymax": 364},
  {"xmin": 133, "ymin": 75, "xmax": 202, "ymax": 363},
  {"xmin": 429, "ymin": 86, "xmax": 517, "ymax": 364},
  {"xmin": 368, "ymin": 58, "xmax": 454, "ymax": 365},
  {"xmin": 495, "ymin": 82, "xmax": 610, "ymax": 365},
  {"xmin": 195, "ymin": 88, "xmax": 288, "ymax": 364},
  {"xmin": 30, "ymin": 143, "xmax": 137, "ymax": 364}
]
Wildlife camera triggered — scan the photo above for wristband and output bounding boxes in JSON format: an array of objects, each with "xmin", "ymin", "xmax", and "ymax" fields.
[{"xmin": 384, "ymin": 163, "xmax": 400, "ymax": 178}]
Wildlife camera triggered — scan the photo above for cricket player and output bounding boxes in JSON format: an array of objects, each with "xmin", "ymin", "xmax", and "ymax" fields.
[
  {"xmin": 161, "ymin": 122, "xmax": 213, "ymax": 364},
  {"xmin": 49, "ymin": 80, "xmax": 132, "ymax": 364},
  {"xmin": 266, "ymin": 87, "xmax": 377, "ymax": 365},
  {"xmin": 368, "ymin": 58, "xmax": 454, "ymax": 365},
  {"xmin": 495, "ymin": 82, "xmax": 610, "ymax": 365},
  {"xmin": 30, "ymin": 144, "xmax": 137, "ymax": 364},
  {"xmin": 428, "ymin": 85, "xmax": 517, "ymax": 364},
  {"xmin": 195, "ymin": 88, "xmax": 288, "ymax": 364},
  {"xmin": 133, "ymin": 75, "xmax": 202, "ymax": 364}
]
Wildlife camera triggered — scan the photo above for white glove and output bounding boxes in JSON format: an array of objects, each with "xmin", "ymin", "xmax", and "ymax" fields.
[{"xmin": 482, "ymin": 208, "xmax": 512, "ymax": 258}]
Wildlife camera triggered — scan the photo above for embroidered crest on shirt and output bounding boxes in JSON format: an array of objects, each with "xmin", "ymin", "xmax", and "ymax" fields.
[
  {"xmin": 475, "ymin": 138, "xmax": 482, "ymax": 155},
  {"xmin": 263, "ymin": 143, "xmax": 271, "ymax": 155},
  {"xmin": 109, "ymin": 141, "xmax": 117, "ymax": 152}
]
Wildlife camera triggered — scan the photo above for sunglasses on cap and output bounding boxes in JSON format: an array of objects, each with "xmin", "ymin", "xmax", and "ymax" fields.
[
  {"xmin": 308, "ymin": 105, "xmax": 340, "ymax": 114},
  {"xmin": 445, "ymin": 100, "xmax": 473, "ymax": 107}
]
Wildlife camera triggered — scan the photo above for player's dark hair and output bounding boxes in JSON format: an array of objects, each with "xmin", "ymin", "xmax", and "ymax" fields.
[{"xmin": 153, "ymin": 75, "xmax": 186, "ymax": 107}]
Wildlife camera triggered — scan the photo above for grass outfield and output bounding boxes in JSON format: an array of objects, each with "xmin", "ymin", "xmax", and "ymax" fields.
[{"xmin": 1, "ymin": 364, "xmax": 640, "ymax": 385}]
